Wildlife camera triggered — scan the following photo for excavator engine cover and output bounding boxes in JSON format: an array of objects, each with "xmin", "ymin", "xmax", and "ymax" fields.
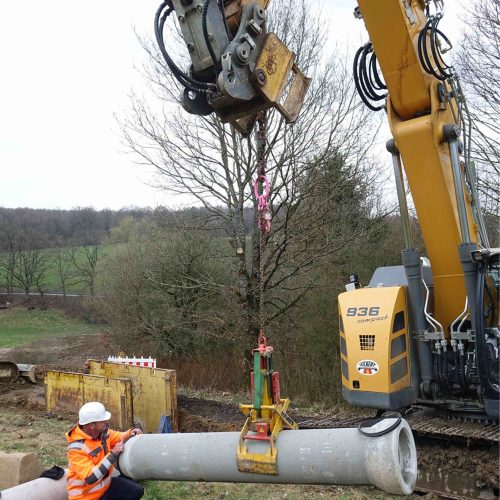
[{"xmin": 338, "ymin": 286, "xmax": 416, "ymax": 410}]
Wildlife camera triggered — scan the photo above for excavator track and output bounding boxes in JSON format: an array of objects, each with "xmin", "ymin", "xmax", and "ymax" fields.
[
  {"xmin": 299, "ymin": 412, "xmax": 500, "ymax": 498},
  {"xmin": 406, "ymin": 414, "xmax": 499, "ymax": 444},
  {"xmin": 297, "ymin": 414, "xmax": 499, "ymax": 445}
]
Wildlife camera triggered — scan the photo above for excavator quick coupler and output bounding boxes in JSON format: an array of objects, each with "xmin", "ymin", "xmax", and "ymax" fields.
[{"xmin": 157, "ymin": 0, "xmax": 310, "ymax": 135}]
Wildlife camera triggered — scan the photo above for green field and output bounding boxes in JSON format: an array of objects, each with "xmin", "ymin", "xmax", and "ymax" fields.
[
  {"xmin": 0, "ymin": 308, "xmax": 102, "ymax": 348},
  {"xmin": 0, "ymin": 244, "xmax": 113, "ymax": 295},
  {"xmin": 41, "ymin": 245, "xmax": 112, "ymax": 293}
]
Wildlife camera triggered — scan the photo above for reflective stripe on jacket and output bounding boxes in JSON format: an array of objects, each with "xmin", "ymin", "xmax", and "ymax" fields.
[{"xmin": 66, "ymin": 424, "xmax": 132, "ymax": 500}]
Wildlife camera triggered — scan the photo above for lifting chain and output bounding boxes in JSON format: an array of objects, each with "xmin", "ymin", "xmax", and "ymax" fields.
[
  {"xmin": 253, "ymin": 111, "xmax": 271, "ymax": 337},
  {"xmin": 238, "ymin": 122, "xmax": 299, "ymax": 476}
]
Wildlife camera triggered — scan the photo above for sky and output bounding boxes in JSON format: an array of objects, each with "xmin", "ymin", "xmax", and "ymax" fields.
[{"xmin": 0, "ymin": 1, "xmax": 462, "ymax": 210}]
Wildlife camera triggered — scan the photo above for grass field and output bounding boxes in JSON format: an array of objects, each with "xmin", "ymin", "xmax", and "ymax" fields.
[
  {"xmin": 141, "ymin": 480, "xmax": 393, "ymax": 499},
  {"xmin": 0, "ymin": 307, "xmax": 102, "ymax": 348},
  {"xmin": 0, "ymin": 244, "xmax": 113, "ymax": 295},
  {"xmin": 41, "ymin": 245, "xmax": 111, "ymax": 293}
]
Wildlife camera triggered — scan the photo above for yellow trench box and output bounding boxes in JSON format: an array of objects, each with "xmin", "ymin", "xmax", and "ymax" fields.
[
  {"xmin": 86, "ymin": 360, "xmax": 178, "ymax": 433},
  {"xmin": 45, "ymin": 371, "xmax": 134, "ymax": 431}
]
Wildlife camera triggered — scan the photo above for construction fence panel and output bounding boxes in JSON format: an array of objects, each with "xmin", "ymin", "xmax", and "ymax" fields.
[
  {"xmin": 86, "ymin": 360, "xmax": 178, "ymax": 433},
  {"xmin": 44, "ymin": 371, "xmax": 134, "ymax": 431}
]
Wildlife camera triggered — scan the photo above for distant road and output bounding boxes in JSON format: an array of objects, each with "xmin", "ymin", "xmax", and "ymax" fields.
[{"xmin": 0, "ymin": 291, "xmax": 104, "ymax": 298}]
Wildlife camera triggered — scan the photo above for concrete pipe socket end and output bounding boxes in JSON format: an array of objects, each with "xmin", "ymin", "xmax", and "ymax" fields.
[{"xmin": 362, "ymin": 418, "xmax": 417, "ymax": 495}]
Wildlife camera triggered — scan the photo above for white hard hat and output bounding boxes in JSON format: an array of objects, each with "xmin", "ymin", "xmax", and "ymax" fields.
[{"xmin": 79, "ymin": 402, "xmax": 112, "ymax": 425}]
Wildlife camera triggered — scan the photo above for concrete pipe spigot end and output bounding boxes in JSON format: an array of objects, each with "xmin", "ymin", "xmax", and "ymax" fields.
[{"xmin": 0, "ymin": 470, "xmax": 68, "ymax": 500}]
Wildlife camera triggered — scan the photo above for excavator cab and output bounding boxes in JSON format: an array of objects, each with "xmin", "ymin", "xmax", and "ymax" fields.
[{"xmin": 155, "ymin": 0, "xmax": 310, "ymax": 135}]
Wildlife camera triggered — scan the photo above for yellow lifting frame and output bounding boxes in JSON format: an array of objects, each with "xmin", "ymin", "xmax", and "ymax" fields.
[
  {"xmin": 237, "ymin": 338, "xmax": 298, "ymax": 475},
  {"xmin": 237, "ymin": 398, "xmax": 297, "ymax": 475}
]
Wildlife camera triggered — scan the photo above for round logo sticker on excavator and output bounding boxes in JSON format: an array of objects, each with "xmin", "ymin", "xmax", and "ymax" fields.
[{"xmin": 357, "ymin": 360, "xmax": 379, "ymax": 375}]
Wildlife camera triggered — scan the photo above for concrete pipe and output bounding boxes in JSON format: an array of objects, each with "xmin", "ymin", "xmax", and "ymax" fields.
[
  {"xmin": 119, "ymin": 418, "xmax": 417, "ymax": 495},
  {"xmin": 0, "ymin": 471, "xmax": 67, "ymax": 500}
]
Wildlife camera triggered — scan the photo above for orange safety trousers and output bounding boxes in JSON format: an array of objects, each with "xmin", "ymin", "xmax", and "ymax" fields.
[{"xmin": 66, "ymin": 424, "xmax": 132, "ymax": 500}]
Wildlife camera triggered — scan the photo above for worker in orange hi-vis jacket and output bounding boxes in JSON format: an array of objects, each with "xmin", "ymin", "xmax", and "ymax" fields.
[{"xmin": 66, "ymin": 401, "xmax": 144, "ymax": 500}]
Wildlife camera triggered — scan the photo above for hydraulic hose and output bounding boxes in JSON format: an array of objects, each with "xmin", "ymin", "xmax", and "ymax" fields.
[
  {"xmin": 417, "ymin": 15, "xmax": 453, "ymax": 81},
  {"xmin": 357, "ymin": 412, "xmax": 402, "ymax": 437},
  {"xmin": 435, "ymin": 351, "xmax": 442, "ymax": 383},
  {"xmin": 430, "ymin": 18, "xmax": 452, "ymax": 78},
  {"xmin": 459, "ymin": 348, "xmax": 467, "ymax": 387},
  {"xmin": 442, "ymin": 349, "xmax": 449, "ymax": 380},
  {"xmin": 360, "ymin": 46, "xmax": 382, "ymax": 102},
  {"xmin": 154, "ymin": 0, "xmax": 216, "ymax": 93},
  {"xmin": 202, "ymin": 0, "xmax": 222, "ymax": 76},
  {"xmin": 369, "ymin": 49, "xmax": 386, "ymax": 92},
  {"xmin": 353, "ymin": 43, "xmax": 387, "ymax": 111},
  {"xmin": 485, "ymin": 281, "xmax": 496, "ymax": 327},
  {"xmin": 453, "ymin": 348, "xmax": 465, "ymax": 389},
  {"xmin": 475, "ymin": 260, "xmax": 498, "ymax": 394},
  {"xmin": 217, "ymin": 0, "xmax": 232, "ymax": 40}
]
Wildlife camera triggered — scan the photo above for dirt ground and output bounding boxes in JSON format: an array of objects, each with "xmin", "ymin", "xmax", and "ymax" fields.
[
  {"xmin": 0, "ymin": 331, "xmax": 113, "ymax": 367},
  {"xmin": 0, "ymin": 332, "xmax": 498, "ymax": 499}
]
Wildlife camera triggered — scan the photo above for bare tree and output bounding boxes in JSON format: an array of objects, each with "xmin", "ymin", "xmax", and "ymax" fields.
[
  {"xmin": 99, "ymin": 221, "xmax": 234, "ymax": 355},
  {"xmin": 0, "ymin": 245, "xmax": 16, "ymax": 301},
  {"xmin": 0, "ymin": 212, "xmax": 19, "ymax": 300},
  {"xmin": 0, "ymin": 211, "xmax": 53, "ymax": 300},
  {"xmin": 53, "ymin": 245, "xmax": 82, "ymax": 298},
  {"xmin": 122, "ymin": 0, "xmax": 383, "ymax": 344},
  {"xmin": 13, "ymin": 247, "xmax": 52, "ymax": 298},
  {"xmin": 69, "ymin": 244, "xmax": 100, "ymax": 296},
  {"xmin": 456, "ymin": 0, "xmax": 499, "ymax": 217}
]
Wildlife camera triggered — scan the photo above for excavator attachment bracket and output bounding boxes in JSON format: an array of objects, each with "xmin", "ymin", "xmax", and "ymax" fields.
[{"xmin": 253, "ymin": 33, "xmax": 311, "ymax": 123}]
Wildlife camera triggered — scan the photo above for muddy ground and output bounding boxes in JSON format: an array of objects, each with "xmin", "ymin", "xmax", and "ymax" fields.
[
  {"xmin": 0, "ymin": 331, "xmax": 498, "ymax": 498},
  {"xmin": 0, "ymin": 331, "xmax": 114, "ymax": 367}
]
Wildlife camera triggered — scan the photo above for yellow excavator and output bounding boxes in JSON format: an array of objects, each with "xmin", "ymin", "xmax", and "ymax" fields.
[
  {"xmin": 154, "ymin": 0, "xmax": 499, "ymax": 426},
  {"xmin": 340, "ymin": 1, "xmax": 499, "ymax": 421}
]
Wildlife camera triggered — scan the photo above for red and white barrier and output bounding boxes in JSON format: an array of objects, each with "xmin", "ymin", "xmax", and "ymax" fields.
[{"xmin": 107, "ymin": 356, "xmax": 157, "ymax": 368}]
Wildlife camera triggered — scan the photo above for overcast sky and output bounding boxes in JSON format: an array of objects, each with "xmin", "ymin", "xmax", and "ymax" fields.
[{"xmin": 0, "ymin": 1, "xmax": 461, "ymax": 210}]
